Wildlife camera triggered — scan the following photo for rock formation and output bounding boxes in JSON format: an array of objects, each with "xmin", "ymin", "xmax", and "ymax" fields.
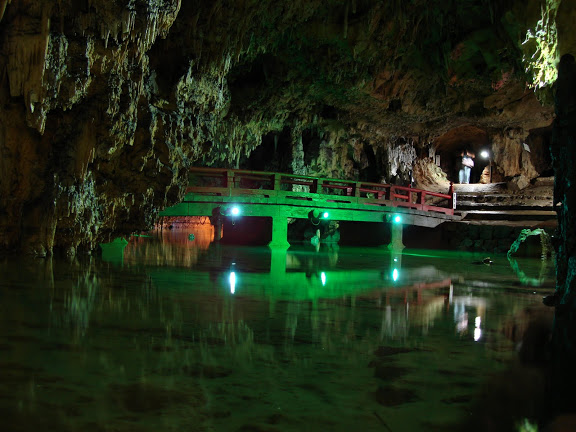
[
  {"xmin": 2, "ymin": 0, "xmax": 576, "ymax": 423},
  {"xmin": 0, "ymin": 0, "xmax": 572, "ymax": 256}
]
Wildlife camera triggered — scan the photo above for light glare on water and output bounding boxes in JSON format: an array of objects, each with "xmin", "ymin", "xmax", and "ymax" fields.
[{"xmin": 0, "ymin": 228, "xmax": 556, "ymax": 431}]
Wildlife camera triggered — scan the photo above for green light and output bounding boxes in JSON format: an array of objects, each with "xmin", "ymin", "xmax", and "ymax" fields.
[
  {"xmin": 393, "ymin": 215, "xmax": 402, "ymax": 224},
  {"xmin": 229, "ymin": 271, "xmax": 236, "ymax": 294},
  {"xmin": 231, "ymin": 206, "xmax": 240, "ymax": 216},
  {"xmin": 322, "ymin": 212, "xmax": 329, "ymax": 219},
  {"xmin": 392, "ymin": 268, "xmax": 399, "ymax": 281},
  {"xmin": 321, "ymin": 272, "xmax": 326, "ymax": 286}
]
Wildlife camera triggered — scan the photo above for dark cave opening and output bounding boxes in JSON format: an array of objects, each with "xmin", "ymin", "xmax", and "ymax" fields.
[
  {"xmin": 302, "ymin": 129, "xmax": 322, "ymax": 167},
  {"xmin": 359, "ymin": 143, "xmax": 380, "ymax": 183},
  {"xmin": 526, "ymin": 126, "xmax": 553, "ymax": 177},
  {"xmin": 434, "ymin": 125, "xmax": 490, "ymax": 184},
  {"xmin": 227, "ymin": 53, "xmax": 281, "ymax": 115},
  {"xmin": 244, "ymin": 127, "xmax": 292, "ymax": 173}
]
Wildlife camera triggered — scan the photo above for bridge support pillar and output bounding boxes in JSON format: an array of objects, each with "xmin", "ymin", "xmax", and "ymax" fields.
[
  {"xmin": 388, "ymin": 220, "xmax": 405, "ymax": 250},
  {"xmin": 268, "ymin": 213, "xmax": 290, "ymax": 249},
  {"xmin": 210, "ymin": 208, "xmax": 224, "ymax": 242}
]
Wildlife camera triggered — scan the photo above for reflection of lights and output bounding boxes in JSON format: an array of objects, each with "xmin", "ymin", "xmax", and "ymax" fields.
[
  {"xmin": 474, "ymin": 316, "xmax": 482, "ymax": 341},
  {"xmin": 392, "ymin": 268, "xmax": 399, "ymax": 281},
  {"xmin": 229, "ymin": 271, "xmax": 236, "ymax": 294},
  {"xmin": 456, "ymin": 313, "xmax": 468, "ymax": 333},
  {"xmin": 321, "ymin": 272, "xmax": 326, "ymax": 286}
]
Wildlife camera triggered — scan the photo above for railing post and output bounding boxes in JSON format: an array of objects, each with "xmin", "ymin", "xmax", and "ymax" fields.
[
  {"xmin": 417, "ymin": 191, "xmax": 425, "ymax": 205},
  {"xmin": 383, "ymin": 185, "xmax": 390, "ymax": 200},
  {"xmin": 274, "ymin": 173, "xmax": 281, "ymax": 192},
  {"xmin": 316, "ymin": 178, "xmax": 324, "ymax": 195},
  {"xmin": 354, "ymin": 182, "xmax": 361, "ymax": 198},
  {"xmin": 449, "ymin": 182, "xmax": 456, "ymax": 210},
  {"xmin": 311, "ymin": 178, "xmax": 318, "ymax": 194},
  {"xmin": 225, "ymin": 170, "xmax": 235, "ymax": 188}
]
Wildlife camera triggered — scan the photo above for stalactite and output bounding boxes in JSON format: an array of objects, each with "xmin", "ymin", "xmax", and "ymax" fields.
[
  {"xmin": 0, "ymin": 0, "xmax": 564, "ymax": 254},
  {"xmin": 0, "ymin": 0, "xmax": 11, "ymax": 23}
]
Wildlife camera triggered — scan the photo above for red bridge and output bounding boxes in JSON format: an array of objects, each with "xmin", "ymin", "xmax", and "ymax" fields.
[{"xmin": 160, "ymin": 168, "xmax": 463, "ymax": 248}]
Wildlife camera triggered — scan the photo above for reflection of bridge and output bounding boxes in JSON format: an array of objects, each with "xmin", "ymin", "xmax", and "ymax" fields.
[
  {"xmin": 160, "ymin": 168, "xmax": 463, "ymax": 248},
  {"xmin": 145, "ymin": 247, "xmax": 453, "ymax": 302},
  {"xmin": 147, "ymin": 262, "xmax": 452, "ymax": 303}
]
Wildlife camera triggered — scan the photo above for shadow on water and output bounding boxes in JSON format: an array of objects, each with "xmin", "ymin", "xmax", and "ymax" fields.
[{"xmin": 0, "ymin": 227, "xmax": 562, "ymax": 431}]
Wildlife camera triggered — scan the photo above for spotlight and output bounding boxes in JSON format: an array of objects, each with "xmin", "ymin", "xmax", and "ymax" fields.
[
  {"xmin": 222, "ymin": 206, "xmax": 241, "ymax": 216},
  {"xmin": 393, "ymin": 215, "xmax": 402, "ymax": 224},
  {"xmin": 480, "ymin": 149, "xmax": 492, "ymax": 183},
  {"xmin": 308, "ymin": 209, "xmax": 330, "ymax": 224}
]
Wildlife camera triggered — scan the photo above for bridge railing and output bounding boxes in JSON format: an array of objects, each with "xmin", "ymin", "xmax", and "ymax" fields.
[{"xmin": 186, "ymin": 167, "xmax": 455, "ymax": 215}]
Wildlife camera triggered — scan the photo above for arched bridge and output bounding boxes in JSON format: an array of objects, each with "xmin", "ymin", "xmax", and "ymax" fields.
[{"xmin": 160, "ymin": 168, "xmax": 463, "ymax": 248}]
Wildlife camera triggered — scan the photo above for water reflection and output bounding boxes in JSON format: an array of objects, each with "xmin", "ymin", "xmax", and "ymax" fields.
[
  {"xmin": 453, "ymin": 295, "xmax": 486, "ymax": 341},
  {"xmin": 61, "ymin": 272, "xmax": 98, "ymax": 339},
  {"xmin": 123, "ymin": 224, "xmax": 214, "ymax": 266},
  {"xmin": 508, "ymin": 255, "xmax": 552, "ymax": 287},
  {"xmin": 0, "ymin": 230, "xmax": 558, "ymax": 432}
]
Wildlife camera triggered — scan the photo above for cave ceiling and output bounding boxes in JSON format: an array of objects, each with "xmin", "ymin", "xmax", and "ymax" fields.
[
  {"xmin": 0, "ymin": 0, "xmax": 572, "ymax": 252},
  {"xmin": 434, "ymin": 125, "xmax": 488, "ymax": 154},
  {"xmin": 1, "ymin": 0, "xmax": 566, "ymax": 143}
]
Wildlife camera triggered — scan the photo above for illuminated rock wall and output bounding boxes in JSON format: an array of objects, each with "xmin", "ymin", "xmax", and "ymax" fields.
[{"xmin": 0, "ymin": 0, "xmax": 572, "ymax": 255}]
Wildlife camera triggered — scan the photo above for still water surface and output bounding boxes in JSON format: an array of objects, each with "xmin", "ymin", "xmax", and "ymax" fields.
[{"xmin": 0, "ymin": 228, "xmax": 556, "ymax": 431}]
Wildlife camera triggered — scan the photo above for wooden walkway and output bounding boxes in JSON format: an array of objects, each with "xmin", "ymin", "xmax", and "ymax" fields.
[
  {"xmin": 181, "ymin": 167, "xmax": 455, "ymax": 213},
  {"xmin": 160, "ymin": 168, "xmax": 463, "ymax": 247}
]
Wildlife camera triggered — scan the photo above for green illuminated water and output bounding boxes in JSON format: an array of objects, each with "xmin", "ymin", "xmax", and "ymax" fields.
[{"xmin": 0, "ymin": 228, "xmax": 556, "ymax": 431}]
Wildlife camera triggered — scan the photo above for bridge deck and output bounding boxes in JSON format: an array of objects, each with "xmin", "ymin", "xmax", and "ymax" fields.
[
  {"xmin": 161, "ymin": 168, "xmax": 461, "ymax": 228},
  {"xmin": 160, "ymin": 168, "xmax": 464, "ymax": 247}
]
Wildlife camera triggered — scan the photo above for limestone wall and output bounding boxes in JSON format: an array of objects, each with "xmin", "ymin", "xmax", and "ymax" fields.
[
  {"xmin": 440, "ymin": 222, "xmax": 554, "ymax": 256},
  {"xmin": 0, "ymin": 0, "xmax": 571, "ymax": 255}
]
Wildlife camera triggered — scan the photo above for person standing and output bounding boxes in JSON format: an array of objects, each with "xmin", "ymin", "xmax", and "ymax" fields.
[{"xmin": 459, "ymin": 149, "xmax": 475, "ymax": 184}]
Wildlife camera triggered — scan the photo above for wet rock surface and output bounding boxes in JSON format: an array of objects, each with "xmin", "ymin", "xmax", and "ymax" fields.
[{"xmin": 0, "ymin": 0, "xmax": 570, "ymax": 254}]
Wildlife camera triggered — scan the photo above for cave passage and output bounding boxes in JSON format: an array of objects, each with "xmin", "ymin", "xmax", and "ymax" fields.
[{"xmin": 434, "ymin": 125, "xmax": 491, "ymax": 184}]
